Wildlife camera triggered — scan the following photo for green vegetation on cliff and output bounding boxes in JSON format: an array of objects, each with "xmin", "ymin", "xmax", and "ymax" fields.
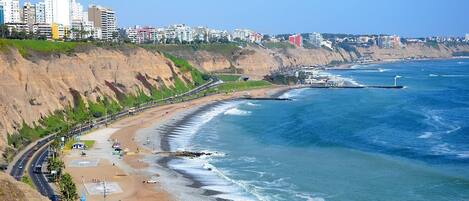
[
  {"xmin": 143, "ymin": 43, "xmax": 242, "ymax": 58},
  {"xmin": 20, "ymin": 175, "xmax": 34, "ymax": 188},
  {"xmin": 205, "ymin": 80, "xmax": 271, "ymax": 94},
  {"xmin": 162, "ymin": 52, "xmax": 208, "ymax": 86},
  {"xmin": 0, "ymin": 39, "xmax": 83, "ymax": 57},
  {"xmin": 215, "ymin": 74, "xmax": 241, "ymax": 82},
  {"xmin": 263, "ymin": 41, "xmax": 295, "ymax": 49}
]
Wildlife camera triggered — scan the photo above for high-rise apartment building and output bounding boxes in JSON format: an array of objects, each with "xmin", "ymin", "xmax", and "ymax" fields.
[
  {"xmin": 309, "ymin": 32, "xmax": 323, "ymax": 48},
  {"xmin": 88, "ymin": 5, "xmax": 116, "ymax": 40},
  {"xmin": 44, "ymin": 0, "xmax": 52, "ymax": 23},
  {"xmin": 71, "ymin": 0, "xmax": 83, "ymax": 21},
  {"xmin": 0, "ymin": 0, "xmax": 21, "ymax": 23},
  {"xmin": 0, "ymin": 5, "xmax": 4, "ymax": 24},
  {"xmin": 289, "ymin": 34, "xmax": 303, "ymax": 47},
  {"xmin": 35, "ymin": 2, "xmax": 45, "ymax": 23},
  {"xmin": 53, "ymin": 0, "xmax": 70, "ymax": 26},
  {"xmin": 22, "ymin": 2, "xmax": 35, "ymax": 27}
]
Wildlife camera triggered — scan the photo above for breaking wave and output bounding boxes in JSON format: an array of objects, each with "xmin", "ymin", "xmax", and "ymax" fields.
[{"xmin": 224, "ymin": 108, "xmax": 251, "ymax": 116}]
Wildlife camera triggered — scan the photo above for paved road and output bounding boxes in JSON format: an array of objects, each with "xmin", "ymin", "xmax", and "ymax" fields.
[
  {"xmin": 29, "ymin": 147, "xmax": 56, "ymax": 199},
  {"xmin": 8, "ymin": 78, "xmax": 221, "ymax": 200},
  {"xmin": 10, "ymin": 136, "xmax": 53, "ymax": 180}
]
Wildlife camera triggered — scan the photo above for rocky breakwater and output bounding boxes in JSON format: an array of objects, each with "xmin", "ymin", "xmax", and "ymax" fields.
[{"xmin": 0, "ymin": 44, "xmax": 195, "ymax": 159}]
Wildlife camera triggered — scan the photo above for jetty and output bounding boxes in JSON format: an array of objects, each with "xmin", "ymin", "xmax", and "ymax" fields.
[
  {"xmin": 324, "ymin": 67, "xmax": 382, "ymax": 71},
  {"xmin": 309, "ymin": 85, "xmax": 404, "ymax": 89},
  {"xmin": 241, "ymin": 97, "xmax": 292, "ymax": 101}
]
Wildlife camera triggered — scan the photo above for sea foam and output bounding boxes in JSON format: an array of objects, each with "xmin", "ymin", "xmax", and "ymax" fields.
[
  {"xmin": 169, "ymin": 101, "xmax": 243, "ymax": 151},
  {"xmin": 224, "ymin": 108, "xmax": 251, "ymax": 116}
]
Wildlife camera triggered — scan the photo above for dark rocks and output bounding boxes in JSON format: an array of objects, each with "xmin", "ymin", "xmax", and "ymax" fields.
[{"xmin": 174, "ymin": 151, "xmax": 213, "ymax": 158}]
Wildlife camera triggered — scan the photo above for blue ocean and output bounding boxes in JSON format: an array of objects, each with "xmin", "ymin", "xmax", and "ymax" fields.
[{"xmin": 167, "ymin": 59, "xmax": 469, "ymax": 201}]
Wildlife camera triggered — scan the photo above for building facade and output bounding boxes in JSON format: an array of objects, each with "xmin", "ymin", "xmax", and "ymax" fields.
[
  {"xmin": 88, "ymin": 5, "xmax": 116, "ymax": 41},
  {"xmin": 377, "ymin": 35, "xmax": 401, "ymax": 48},
  {"xmin": 0, "ymin": 5, "xmax": 4, "ymax": 24},
  {"xmin": 289, "ymin": 34, "xmax": 303, "ymax": 47},
  {"xmin": 71, "ymin": 0, "xmax": 83, "ymax": 21},
  {"xmin": 0, "ymin": 0, "xmax": 21, "ymax": 23},
  {"xmin": 32, "ymin": 23, "xmax": 51, "ymax": 39},
  {"xmin": 44, "ymin": 0, "xmax": 52, "ymax": 24},
  {"xmin": 308, "ymin": 32, "xmax": 323, "ymax": 47},
  {"xmin": 465, "ymin": 33, "xmax": 469, "ymax": 42},
  {"xmin": 51, "ymin": 22, "xmax": 67, "ymax": 39},
  {"xmin": 52, "ymin": 0, "xmax": 70, "ymax": 26},
  {"xmin": 22, "ymin": 2, "xmax": 35, "ymax": 28},
  {"xmin": 35, "ymin": 2, "xmax": 45, "ymax": 23}
]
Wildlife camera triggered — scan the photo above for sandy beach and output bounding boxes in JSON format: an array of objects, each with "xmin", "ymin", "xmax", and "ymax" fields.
[{"xmin": 62, "ymin": 85, "xmax": 289, "ymax": 201}]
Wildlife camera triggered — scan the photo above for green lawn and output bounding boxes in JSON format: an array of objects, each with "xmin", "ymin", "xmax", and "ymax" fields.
[
  {"xmin": 0, "ymin": 39, "xmax": 83, "ymax": 57},
  {"xmin": 263, "ymin": 41, "xmax": 295, "ymax": 49},
  {"xmin": 216, "ymin": 74, "xmax": 241, "ymax": 82},
  {"xmin": 207, "ymin": 80, "xmax": 272, "ymax": 94},
  {"xmin": 143, "ymin": 43, "xmax": 242, "ymax": 58},
  {"xmin": 64, "ymin": 139, "xmax": 95, "ymax": 151}
]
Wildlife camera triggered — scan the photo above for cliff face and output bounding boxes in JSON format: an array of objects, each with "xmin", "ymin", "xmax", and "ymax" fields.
[
  {"xmin": 0, "ymin": 46, "xmax": 192, "ymax": 154},
  {"xmin": 0, "ymin": 172, "xmax": 49, "ymax": 201},
  {"xmin": 166, "ymin": 43, "xmax": 469, "ymax": 79}
]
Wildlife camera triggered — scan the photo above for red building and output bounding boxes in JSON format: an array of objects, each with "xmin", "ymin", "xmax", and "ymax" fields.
[{"xmin": 289, "ymin": 34, "xmax": 303, "ymax": 47}]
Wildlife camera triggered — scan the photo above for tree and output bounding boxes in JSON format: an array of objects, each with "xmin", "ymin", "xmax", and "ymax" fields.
[
  {"xmin": 47, "ymin": 156, "xmax": 64, "ymax": 179},
  {"xmin": 0, "ymin": 25, "xmax": 9, "ymax": 38},
  {"xmin": 59, "ymin": 173, "xmax": 78, "ymax": 201}
]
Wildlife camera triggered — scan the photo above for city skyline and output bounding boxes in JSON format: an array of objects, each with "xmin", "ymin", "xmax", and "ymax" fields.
[{"xmin": 19, "ymin": 0, "xmax": 469, "ymax": 37}]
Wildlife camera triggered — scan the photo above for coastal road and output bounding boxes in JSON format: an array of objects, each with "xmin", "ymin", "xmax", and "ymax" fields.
[
  {"xmin": 9, "ymin": 136, "xmax": 54, "ymax": 180},
  {"xmin": 29, "ymin": 146, "xmax": 56, "ymax": 199}
]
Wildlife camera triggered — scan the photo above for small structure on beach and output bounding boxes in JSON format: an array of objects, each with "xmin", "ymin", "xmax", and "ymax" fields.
[
  {"xmin": 112, "ymin": 142, "xmax": 121, "ymax": 149},
  {"xmin": 72, "ymin": 142, "xmax": 85, "ymax": 150}
]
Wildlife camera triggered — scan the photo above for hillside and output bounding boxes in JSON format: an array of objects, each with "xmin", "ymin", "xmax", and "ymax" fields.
[
  {"xmin": 0, "ymin": 172, "xmax": 49, "ymax": 201},
  {"xmin": 0, "ymin": 40, "xmax": 202, "ymax": 161},
  {"xmin": 152, "ymin": 43, "xmax": 469, "ymax": 79}
]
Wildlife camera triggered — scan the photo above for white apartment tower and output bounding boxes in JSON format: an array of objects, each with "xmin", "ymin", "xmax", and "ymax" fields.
[
  {"xmin": 44, "ymin": 0, "xmax": 52, "ymax": 23},
  {"xmin": 54, "ymin": 0, "xmax": 70, "ymax": 26},
  {"xmin": 35, "ymin": 2, "xmax": 46, "ymax": 23},
  {"xmin": 0, "ymin": 0, "xmax": 21, "ymax": 23},
  {"xmin": 44, "ymin": 0, "xmax": 70, "ymax": 26},
  {"xmin": 71, "ymin": 0, "xmax": 83, "ymax": 21}
]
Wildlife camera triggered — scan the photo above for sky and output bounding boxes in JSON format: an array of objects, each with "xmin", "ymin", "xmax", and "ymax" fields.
[{"xmin": 26, "ymin": 0, "xmax": 469, "ymax": 37}]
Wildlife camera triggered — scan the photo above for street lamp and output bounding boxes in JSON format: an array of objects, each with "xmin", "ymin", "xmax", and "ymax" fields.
[{"xmin": 394, "ymin": 75, "xmax": 402, "ymax": 86}]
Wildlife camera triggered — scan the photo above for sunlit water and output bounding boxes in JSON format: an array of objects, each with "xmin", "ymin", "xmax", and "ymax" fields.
[{"xmin": 167, "ymin": 59, "xmax": 469, "ymax": 201}]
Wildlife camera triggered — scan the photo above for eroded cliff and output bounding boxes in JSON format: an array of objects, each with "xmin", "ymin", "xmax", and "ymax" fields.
[
  {"xmin": 161, "ymin": 43, "xmax": 469, "ymax": 79},
  {"xmin": 0, "ymin": 46, "xmax": 193, "ymax": 157}
]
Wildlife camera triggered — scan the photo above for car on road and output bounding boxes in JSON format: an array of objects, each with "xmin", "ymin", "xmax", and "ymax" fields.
[
  {"xmin": 34, "ymin": 165, "xmax": 42, "ymax": 174},
  {"xmin": 49, "ymin": 195, "xmax": 60, "ymax": 201}
]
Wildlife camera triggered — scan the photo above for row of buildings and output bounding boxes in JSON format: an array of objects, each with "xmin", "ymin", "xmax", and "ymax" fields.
[
  {"xmin": 0, "ymin": 0, "xmax": 116, "ymax": 40},
  {"xmin": 286, "ymin": 32, "xmax": 333, "ymax": 49},
  {"xmin": 124, "ymin": 24, "xmax": 263, "ymax": 44}
]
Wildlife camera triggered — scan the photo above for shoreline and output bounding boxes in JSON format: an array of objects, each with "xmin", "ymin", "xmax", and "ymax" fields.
[
  {"xmin": 137, "ymin": 86, "xmax": 290, "ymax": 200},
  {"xmin": 331, "ymin": 55, "xmax": 469, "ymax": 69},
  {"xmin": 62, "ymin": 85, "xmax": 290, "ymax": 201},
  {"xmin": 141, "ymin": 89, "xmax": 291, "ymax": 200}
]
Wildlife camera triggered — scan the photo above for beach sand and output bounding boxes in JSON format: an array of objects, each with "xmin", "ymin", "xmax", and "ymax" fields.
[{"xmin": 63, "ymin": 86, "xmax": 289, "ymax": 201}]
